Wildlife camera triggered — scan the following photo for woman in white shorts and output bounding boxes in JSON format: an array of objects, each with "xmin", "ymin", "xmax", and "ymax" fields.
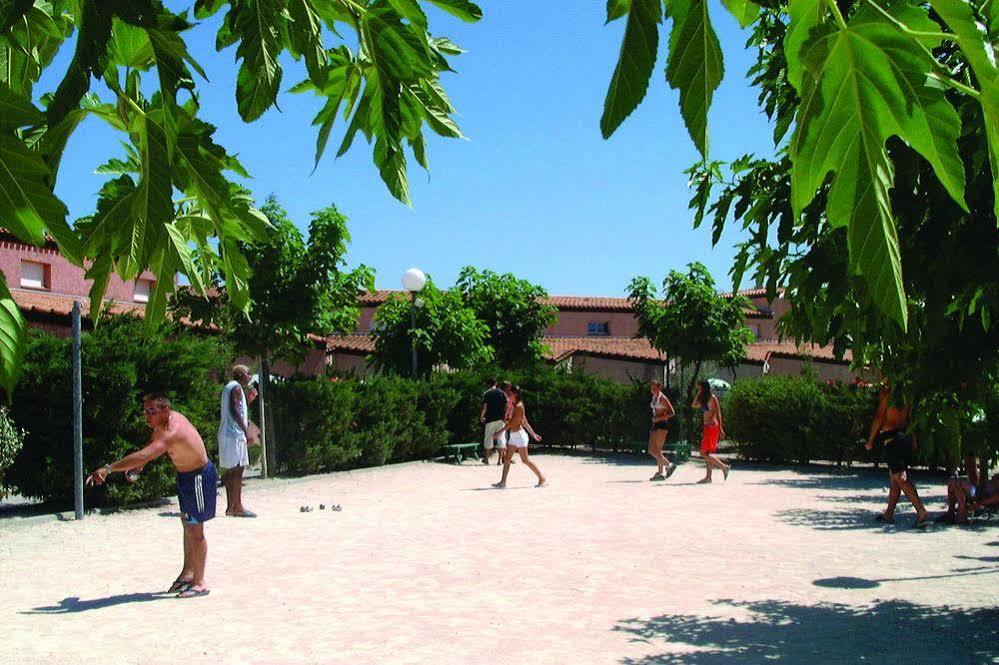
[{"xmin": 493, "ymin": 385, "xmax": 546, "ymax": 488}]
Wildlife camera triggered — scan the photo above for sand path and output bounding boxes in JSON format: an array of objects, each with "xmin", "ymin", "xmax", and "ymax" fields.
[{"xmin": 1, "ymin": 455, "xmax": 997, "ymax": 664}]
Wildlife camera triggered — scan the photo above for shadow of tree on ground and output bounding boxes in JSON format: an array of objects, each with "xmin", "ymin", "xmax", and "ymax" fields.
[{"xmin": 614, "ymin": 598, "xmax": 999, "ymax": 663}]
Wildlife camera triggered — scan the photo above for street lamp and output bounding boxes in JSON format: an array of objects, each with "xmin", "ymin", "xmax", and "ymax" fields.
[{"xmin": 402, "ymin": 268, "xmax": 426, "ymax": 378}]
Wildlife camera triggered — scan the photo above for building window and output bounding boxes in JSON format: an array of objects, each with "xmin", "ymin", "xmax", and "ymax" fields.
[
  {"xmin": 133, "ymin": 278, "xmax": 154, "ymax": 303},
  {"xmin": 587, "ymin": 321, "xmax": 610, "ymax": 336},
  {"xmin": 20, "ymin": 261, "xmax": 49, "ymax": 290}
]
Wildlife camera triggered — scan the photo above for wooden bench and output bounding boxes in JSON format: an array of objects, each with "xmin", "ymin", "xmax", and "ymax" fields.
[
  {"xmin": 440, "ymin": 442, "xmax": 480, "ymax": 464},
  {"xmin": 630, "ymin": 439, "xmax": 692, "ymax": 463}
]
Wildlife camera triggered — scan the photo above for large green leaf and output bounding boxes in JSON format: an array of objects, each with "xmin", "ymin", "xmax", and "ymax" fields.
[
  {"xmin": 0, "ymin": 274, "xmax": 26, "ymax": 395},
  {"xmin": 930, "ymin": 0, "xmax": 999, "ymax": 219},
  {"xmin": 0, "ymin": 80, "xmax": 42, "ymax": 127},
  {"xmin": 606, "ymin": 0, "xmax": 630, "ymax": 23},
  {"xmin": 721, "ymin": 0, "xmax": 760, "ymax": 28},
  {"xmin": 790, "ymin": 5, "xmax": 967, "ymax": 327},
  {"xmin": 125, "ymin": 113, "xmax": 173, "ymax": 278},
  {"xmin": 784, "ymin": 0, "xmax": 825, "ymax": 92},
  {"xmin": 233, "ymin": 0, "xmax": 285, "ymax": 121},
  {"xmin": 285, "ymin": 0, "xmax": 327, "ymax": 85},
  {"xmin": 0, "ymin": 133, "xmax": 65, "ymax": 249},
  {"xmin": 666, "ymin": 0, "xmax": 724, "ymax": 156},
  {"xmin": 423, "ymin": 0, "xmax": 482, "ymax": 22},
  {"xmin": 600, "ymin": 0, "xmax": 661, "ymax": 139}
]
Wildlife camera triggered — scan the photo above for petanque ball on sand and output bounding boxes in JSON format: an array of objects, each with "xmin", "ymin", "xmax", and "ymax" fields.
[{"xmin": 320, "ymin": 504, "xmax": 325, "ymax": 510}]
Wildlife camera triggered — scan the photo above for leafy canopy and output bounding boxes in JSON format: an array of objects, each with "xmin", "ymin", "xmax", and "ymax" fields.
[
  {"xmin": 0, "ymin": 0, "xmax": 480, "ymax": 392},
  {"xmin": 369, "ymin": 278, "xmax": 493, "ymax": 377},
  {"xmin": 683, "ymin": 4, "xmax": 999, "ymax": 464},
  {"xmin": 454, "ymin": 267, "xmax": 557, "ymax": 368},
  {"xmin": 170, "ymin": 195, "xmax": 375, "ymax": 364},
  {"xmin": 601, "ymin": 0, "xmax": 999, "ymax": 331}
]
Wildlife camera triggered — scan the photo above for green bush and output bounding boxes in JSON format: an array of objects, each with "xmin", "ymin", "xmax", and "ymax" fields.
[
  {"xmin": 0, "ymin": 405, "xmax": 25, "ymax": 499},
  {"xmin": 269, "ymin": 375, "xmax": 459, "ymax": 475},
  {"xmin": 726, "ymin": 376, "xmax": 877, "ymax": 465},
  {"xmin": 268, "ymin": 364, "xmax": 658, "ymax": 476},
  {"xmin": 5, "ymin": 317, "xmax": 229, "ymax": 506}
]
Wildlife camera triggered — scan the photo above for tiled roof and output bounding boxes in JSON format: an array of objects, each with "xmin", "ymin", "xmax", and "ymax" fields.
[
  {"xmin": 358, "ymin": 289, "xmax": 773, "ymax": 318},
  {"xmin": 12, "ymin": 289, "xmax": 145, "ymax": 318},
  {"xmin": 743, "ymin": 341, "xmax": 851, "ymax": 365},
  {"xmin": 719, "ymin": 287, "xmax": 786, "ymax": 300},
  {"xmin": 542, "ymin": 336, "xmax": 664, "ymax": 362},
  {"xmin": 326, "ymin": 334, "xmax": 845, "ymax": 367},
  {"xmin": 326, "ymin": 334, "xmax": 376, "ymax": 354}
]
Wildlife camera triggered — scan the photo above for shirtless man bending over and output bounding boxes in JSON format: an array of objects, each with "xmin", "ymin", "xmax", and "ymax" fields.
[
  {"xmin": 865, "ymin": 386, "xmax": 929, "ymax": 527},
  {"xmin": 86, "ymin": 394, "xmax": 217, "ymax": 598}
]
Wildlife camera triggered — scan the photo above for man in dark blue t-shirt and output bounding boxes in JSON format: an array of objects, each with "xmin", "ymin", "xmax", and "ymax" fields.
[{"xmin": 480, "ymin": 379, "xmax": 508, "ymax": 464}]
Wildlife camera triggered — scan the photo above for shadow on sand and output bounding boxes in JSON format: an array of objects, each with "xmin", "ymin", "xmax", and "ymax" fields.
[
  {"xmin": 22, "ymin": 592, "xmax": 171, "ymax": 614},
  {"xmin": 613, "ymin": 598, "xmax": 999, "ymax": 663}
]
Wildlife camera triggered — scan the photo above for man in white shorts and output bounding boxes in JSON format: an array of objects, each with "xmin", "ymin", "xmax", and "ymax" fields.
[
  {"xmin": 219, "ymin": 365, "xmax": 258, "ymax": 517},
  {"xmin": 480, "ymin": 379, "xmax": 508, "ymax": 465}
]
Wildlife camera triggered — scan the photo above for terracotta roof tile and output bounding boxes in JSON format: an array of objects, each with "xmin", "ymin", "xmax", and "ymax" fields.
[
  {"xmin": 12, "ymin": 289, "xmax": 145, "ymax": 318},
  {"xmin": 541, "ymin": 337, "xmax": 663, "ymax": 362},
  {"xmin": 744, "ymin": 341, "xmax": 851, "ymax": 365}
]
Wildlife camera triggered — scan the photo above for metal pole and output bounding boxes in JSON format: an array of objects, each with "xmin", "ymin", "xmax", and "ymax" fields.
[
  {"xmin": 72, "ymin": 302, "xmax": 84, "ymax": 520},
  {"xmin": 410, "ymin": 292, "xmax": 417, "ymax": 379}
]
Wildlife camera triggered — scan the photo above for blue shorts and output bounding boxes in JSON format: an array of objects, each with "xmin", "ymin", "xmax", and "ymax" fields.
[{"xmin": 177, "ymin": 462, "xmax": 217, "ymax": 525}]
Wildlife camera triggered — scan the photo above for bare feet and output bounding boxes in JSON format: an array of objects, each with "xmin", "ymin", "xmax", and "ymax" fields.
[
  {"xmin": 697, "ymin": 478, "xmax": 712, "ymax": 484},
  {"xmin": 536, "ymin": 479, "xmax": 547, "ymax": 487}
]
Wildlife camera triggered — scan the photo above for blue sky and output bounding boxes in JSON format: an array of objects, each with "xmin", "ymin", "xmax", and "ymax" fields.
[{"xmin": 46, "ymin": 1, "xmax": 777, "ymax": 297}]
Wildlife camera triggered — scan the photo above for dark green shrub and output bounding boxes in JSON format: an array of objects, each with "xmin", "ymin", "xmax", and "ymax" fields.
[
  {"xmin": 726, "ymin": 376, "xmax": 825, "ymax": 464},
  {"xmin": 726, "ymin": 376, "xmax": 878, "ymax": 465},
  {"xmin": 5, "ymin": 317, "xmax": 228, "ymax": 506}
]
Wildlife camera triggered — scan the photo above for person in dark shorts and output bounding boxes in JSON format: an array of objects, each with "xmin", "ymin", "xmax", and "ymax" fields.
[
  {"xmin": 865, "ymin": 386, "xmax": 929, "ymax": 527},
  {"xmin": 647, "ymin": 380, "xmax": 677, "ymax": 481},
  {"xmin": 87, "ymin": 394, "xmax": 217, "ymax": 597},
  {"xmin": 480, "ymin": 379, "xmax": 508, "ymax": 465}
]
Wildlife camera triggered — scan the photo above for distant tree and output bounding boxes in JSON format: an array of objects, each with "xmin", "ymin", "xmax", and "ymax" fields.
[
  {"xmin": 171, "ymin": 195, "xmax": 373, "ymax": 472},
  {"xmin": 454, "ymin": 267, "xmax": 556, "ymax": 368},
  {"xmin": 627, "ymin": 263, "xmax": 754, "ymax": 439},
  {"xmin": 370, "ymin": 279, "xmax": 492, "ymax": 377}
]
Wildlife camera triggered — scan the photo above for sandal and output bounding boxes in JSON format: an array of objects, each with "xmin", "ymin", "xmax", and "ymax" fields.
[
  {"xmin": 167, "ymin": 578, "xmax": 193, "ymax": 594},
  {"xmin": 665, "ymin": 464, "xmax": 677, "ymax": 479},
  {"xmin": 176, "ymin": 586, "xmax": 210, "ymax": 599}
]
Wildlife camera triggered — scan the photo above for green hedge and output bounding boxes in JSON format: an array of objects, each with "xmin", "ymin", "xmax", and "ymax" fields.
[
  {"xmin": 726, "ymin": 376, "xmax": 879, "ymax": 465},
  {"xmin": 269, "ymin": 376, "xmax": 461, "ymax": 474},
  {"xmin": 5, "ymin": 317, "xmax": 228, "ymax": 506},
  {"xmin": 268, "ymin": 365, "xmax": 663, "ymax": 476}
]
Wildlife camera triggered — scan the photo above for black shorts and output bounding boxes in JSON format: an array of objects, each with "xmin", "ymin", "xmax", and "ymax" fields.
[
  {"xmin": 651, "ymin": 418, "xmax": 674, "ymax": 434},
  {"xmin": 878, "ymin": 430, "xmax": 913, "ymax": 473}
]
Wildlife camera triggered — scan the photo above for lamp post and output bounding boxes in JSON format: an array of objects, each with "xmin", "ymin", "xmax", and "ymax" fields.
[{"xmin": 401, "ymin": 267, "xmax": 426, "ymax": 378}]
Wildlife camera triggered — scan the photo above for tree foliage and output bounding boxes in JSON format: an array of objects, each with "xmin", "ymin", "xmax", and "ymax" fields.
[
  {"xmin": 677, "ymin": 4, "xmax": 999, "ymax": 465},
  {"xmin": 601, "ymin": 0, "xmax": 999, "ymax": 331},
  {"xmin": 170, "ymin": 195, "xmax": 374, "ymax": 364},
  {"xmin": 627, "ymin": 262, "xmax": 754, "ymax": 440},
  {"xmin": 454, "ymin": 266, "xmax": 557, "ymax": 367},
  {"xmin": 0, "ymin": 0, "xmax": 479, "ymax": 391},
  {"xmin": 369, "ymin": 278, "xmax": 492, "ymax": 377}
]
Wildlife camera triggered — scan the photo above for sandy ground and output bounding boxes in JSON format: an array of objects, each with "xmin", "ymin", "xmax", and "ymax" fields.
[{"xmin": 1, "ymin": 454, "xmax": 998, "ymax": 664}]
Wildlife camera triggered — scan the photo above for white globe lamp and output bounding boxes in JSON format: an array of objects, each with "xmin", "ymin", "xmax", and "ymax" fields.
[{"xmin": 401, "ymin": 268, "xmax": 426, "ymax": 293}]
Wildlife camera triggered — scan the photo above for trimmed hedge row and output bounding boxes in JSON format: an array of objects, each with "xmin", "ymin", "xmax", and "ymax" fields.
[
  {"xmin": 267, "ymin": 366, "xmax": 661, "ymax": 476},
  {"xmin": 5, "ymin": 317, "xmax": 228, "ymax": 507},
  {"xmin": 725, "ymin": 376, "xmax": 889, "ymax": 466}
]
